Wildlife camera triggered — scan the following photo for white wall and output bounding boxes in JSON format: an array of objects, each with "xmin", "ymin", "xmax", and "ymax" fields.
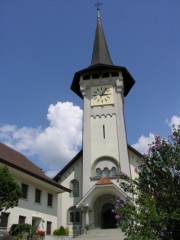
[
  {"xmin": 57, "ymin": 156, "xmax": 83, "ymax": 230},
  {"xmin": 7, "ymin": 207, "xmax": 57, "ymax": 233},
  {"xmin": 0, "ymin": 165, "xmax": 60, "ymax": 234}
]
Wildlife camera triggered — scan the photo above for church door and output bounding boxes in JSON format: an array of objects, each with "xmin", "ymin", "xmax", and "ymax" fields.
[{"xmin": 101, "ymin": 203, "xmax": 116, "ymax": 229}]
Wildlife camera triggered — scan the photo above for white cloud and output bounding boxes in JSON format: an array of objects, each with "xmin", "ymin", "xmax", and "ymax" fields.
[
  {"xmin": 166, "ymin": 115, "xmax": 180, "ymax": 129},
  {"xmin": 132, "ymin": 133, "xmax": 155, "ymax": 154},
  {"xmin": 0, "ymin": 102, "xmax": 83, "ymax": 176},
  {"xmin": 1, "ymin": 108, "xmax": 179, "ymax": 177},
  {"xmin": 132, "ymin": 115, "xmax": 180, "ymax": 154}
]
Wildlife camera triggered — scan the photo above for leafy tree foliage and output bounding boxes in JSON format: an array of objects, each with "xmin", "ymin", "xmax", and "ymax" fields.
[
  {"xmin": 0, "ymin": 166, "xmax": 22, "ymax": 212},
  {"xmin": 113, "ymin": 126, "xmax": 180, "ymax": 240}
]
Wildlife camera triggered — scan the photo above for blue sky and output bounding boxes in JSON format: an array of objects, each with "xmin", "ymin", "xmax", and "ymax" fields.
[{"xmin": 0, "ymin": 0, "xmax": 180, "ymax": 177}]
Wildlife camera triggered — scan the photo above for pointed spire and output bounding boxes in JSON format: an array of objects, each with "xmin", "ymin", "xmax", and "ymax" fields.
[{"xmin": 91, "ymin": 2, "xmax": 113, "ymax": 66}]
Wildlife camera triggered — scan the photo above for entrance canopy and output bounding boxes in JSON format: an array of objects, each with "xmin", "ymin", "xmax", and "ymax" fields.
[{"xmin": 76, "ymin": 178, "xmax": 128, "ymax": 210}]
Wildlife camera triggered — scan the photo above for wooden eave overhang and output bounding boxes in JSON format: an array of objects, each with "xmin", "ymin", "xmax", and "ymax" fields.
[
  {"xmin": 0, "ymin": 157, "xmax": 70, "ymax": 192},
  {"xmin": 71, "ymin": 63, "xmax": 135, "ymax": 98}
]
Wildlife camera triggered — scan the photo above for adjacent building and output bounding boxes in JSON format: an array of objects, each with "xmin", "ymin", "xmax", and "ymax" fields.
[{"xmin": 0, "ymin": 143, "xmax": 70, "ymax": 234}]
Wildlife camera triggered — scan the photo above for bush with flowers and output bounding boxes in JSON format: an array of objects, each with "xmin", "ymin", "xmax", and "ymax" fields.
[{"xmin": 113, "ymin": 126, "xmax": 180, "ymax": 240}]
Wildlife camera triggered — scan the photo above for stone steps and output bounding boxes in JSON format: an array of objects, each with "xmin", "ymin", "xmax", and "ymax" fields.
[{"xmin": 73, "ymin": 228, "xmax": 125, "ymax": 240}]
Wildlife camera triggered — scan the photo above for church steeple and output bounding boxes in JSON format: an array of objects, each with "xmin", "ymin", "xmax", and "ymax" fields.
[
  {"xmin": 90, "ymin": 5, "xmax": 113, "ymax": 66},
  {"xmin": 71, "ymin": 5, "xmax": 135, "ymax": 98}
]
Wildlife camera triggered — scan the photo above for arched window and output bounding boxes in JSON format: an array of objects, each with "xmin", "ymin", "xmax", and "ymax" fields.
[
  {"xmin": 70, "ymin": 179, "xmax": 79, "ymax": 197},
  {"xmin": 103, "ymin": 167, "xmax": 109, "ymax": 177},
  {"xmin": 67, "ymin": 207, "xmax": 81, "ymax": 225},
  {"xmin": 91, "ymin": 157, "xmax": 119, "ymax": 179},
  {"xmin": 96, "ymin": 168, "xmax": 102, "ymax": 177},
  {"xmin": 111, "ymin": 167, "xmax": 116, "ymax": 177},
  {"xmin": 70, "ymin": 212, "xmax": 74, "ymax": 222}
]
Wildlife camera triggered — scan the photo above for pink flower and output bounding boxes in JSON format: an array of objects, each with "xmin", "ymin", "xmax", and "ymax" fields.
[{"xmin": 115, "ymin": 214, "xmax": 120, "ymax": 220}]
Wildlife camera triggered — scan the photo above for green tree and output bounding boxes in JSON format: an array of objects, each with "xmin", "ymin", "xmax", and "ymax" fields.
[
  {"xmin": 113, "ymin": 126, "xmax": 180, "ymax": 240},
  {"xmin": 0, "ymin": 166, "xmax": 22, "ymax": 212}
]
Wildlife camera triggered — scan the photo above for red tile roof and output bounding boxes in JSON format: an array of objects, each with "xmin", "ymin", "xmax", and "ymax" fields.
[
  {"xmin": 0, "ymin": 143, "xmax": 70, "ymax": 192},
  {"xmin": 96, "ymin": 176, "xmax": 113, "ymax": 185}
]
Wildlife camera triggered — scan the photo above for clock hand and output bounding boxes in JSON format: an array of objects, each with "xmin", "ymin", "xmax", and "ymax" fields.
[{"xmin": 100, "ymin": 88, "xmax": 107, "ymax": 97}]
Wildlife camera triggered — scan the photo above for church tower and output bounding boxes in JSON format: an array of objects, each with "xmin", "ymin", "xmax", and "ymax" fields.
[
  {"xmin": 71, "ymin": 6, "xmax": 135, "ymax": 196},
  {"xmin": 54, "ymin": 5, "xmax": 141, "ymax": 233}
]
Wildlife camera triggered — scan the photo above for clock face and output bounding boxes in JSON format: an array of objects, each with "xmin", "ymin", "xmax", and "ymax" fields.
[{"xmin": 91, "ymin": 85, "xmax": 114, "ymax": 106}]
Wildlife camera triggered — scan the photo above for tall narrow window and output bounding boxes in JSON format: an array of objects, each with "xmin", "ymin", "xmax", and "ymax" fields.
[
  {"xmin": 46, "ymin": 222, "xmax": 52, "ymax": 235},
  {"xmin": 0, "ymin": 212, "xmax": 9, "ymax": 228},
  {"xmin": 21, "ymin": 183, "xmax": 28, "ymax": 199},
  {"xmin": 70, "ymin": 180, "xmax": 79, "ymax": 197},
  {"xmin": 35, "ymin": 189, "xmax": 41, "ymax": 203},
  {"xmin": 47, "ymin": 193, "xmax": 53, "ymax": 207},
  {"xmin": 103, "ymin": 125, "xmax": 105, "ymax": 139},
  {"xmin": 103, "ymin": 167, "xmax": 109, "ymax": 177},
  {"xmin": 70, "ymin": 212, "xmax": 74, "ymax": 222},
  {"xmin": 111, "ymin": 167, "xmax": 117, "ymax": 177},
  {"xmin": 96, "ymin": 168, "xmax": 102, "ymax": 177}
]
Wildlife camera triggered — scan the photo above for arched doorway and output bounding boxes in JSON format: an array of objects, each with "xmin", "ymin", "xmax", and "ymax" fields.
[
  {"xmin": 101, "ymin": 203, "xmax": 116, "ymax": 229},
  {"xmin": 94, "ymin": 194, "xmax": 116, "ymax": 229}
]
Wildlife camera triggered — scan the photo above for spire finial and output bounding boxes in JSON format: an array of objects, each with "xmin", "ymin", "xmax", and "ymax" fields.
[{"xmin": 94, "ymin": 1, "xmax": 102, "ymax": 18}]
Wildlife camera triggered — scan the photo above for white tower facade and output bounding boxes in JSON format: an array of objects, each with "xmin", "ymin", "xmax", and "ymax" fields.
[
  {"xmin": 80, "ymin": 73, "xmax": 131, "ymax": 196},
  {"xmin": 71, "ymin": 10, "xmax": 135, "ymax": 196},
  {"xmin": 55, "ymin": 7, "xmax": 141, "ymax": 233}
]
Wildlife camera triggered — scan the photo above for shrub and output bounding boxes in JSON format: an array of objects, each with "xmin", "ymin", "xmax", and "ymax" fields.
[
  {"xmin": 53, "ymin": 226, "xmax": 68, "ymax": 236},
  {"xmin": 9, "ymin": 223, "xmax": 32, "ymax": 236}
]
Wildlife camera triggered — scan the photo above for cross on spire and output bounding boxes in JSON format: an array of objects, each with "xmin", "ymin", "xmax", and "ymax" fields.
[{"xmin": 94, "ymin": 1, "xmax": 102, "ymax": 17}]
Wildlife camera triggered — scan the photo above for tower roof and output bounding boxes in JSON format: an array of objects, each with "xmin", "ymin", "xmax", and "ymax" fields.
[
  {"xmin": 71, "ymin": 6, "xmax": 135, "ymax": 98},
  {"xmin": 90, "ymin": 7, "xmax": 113, "ymax": 66}
]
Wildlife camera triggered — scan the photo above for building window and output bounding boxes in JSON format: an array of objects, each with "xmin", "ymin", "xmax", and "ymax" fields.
[
  {"xmin": 21, "ymin": 183, "xmax": 28, "ymax": 199},
  {"xmin": 96, "ymin": 168, "xmax": 102, "ymax": 177},
  {"xmin": 35, "ymin": 189, "xmax": 41, "ymax": 203},
  {"xmin": 67, "ymin": 207, "xmax": 81, "ymax": 225},
  {"xmin": 103, "ymin": 167, "xmax": 109, "ymax": 177},
  {"xmin": 0, "ymin": 212, "xmax": 9, "ymax": 228},
  {"xmin": 70, "ymin": 212, "xmax": 74, "ymax": 222},
  {"xmin": 19, "ymin": 216, "xmax": 26, "ymax": 224},
  {"xmin": 47, "ymin": 193, "xmax": 53, "ymax": 207},
  {"xmin": 92, "ymin": 158, "xmax": 119, "ymax": 179},
  {"xmin": 95, "ymin": 167, "xmax": 117, "ymax": 178},
  {"xmin": 70, "ymin": 179, "xmax": 79, "ymax": 197},
  {"xmin": 111, "ymin": 167, "xmax": 117, "ymax": 176},
  {"xmin": 46, "ymin": 221, "xmax": 52, "ymax": 235}
]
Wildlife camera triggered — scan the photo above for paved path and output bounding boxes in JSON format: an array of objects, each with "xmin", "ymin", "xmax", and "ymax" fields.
[{"xmin": 73, "ymin": 228, "xmax": 125, "ymax": 240}]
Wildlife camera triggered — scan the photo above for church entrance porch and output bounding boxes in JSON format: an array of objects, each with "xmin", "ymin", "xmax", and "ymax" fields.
[{"xmin": 94, "ymin": 194, "xmax": 117, "ymax": 229}]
